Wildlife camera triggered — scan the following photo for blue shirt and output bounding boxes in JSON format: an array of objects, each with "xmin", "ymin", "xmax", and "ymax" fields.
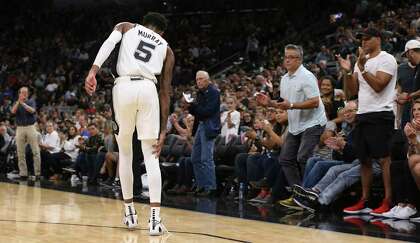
[
  {"xmin": 280, "ymin": 65, "xmax": 327, "ymax": 135},
  {"xmin": 189, "ymin": 84, "xmax": 221, "ymax": 137},
  {"xmin": 15, "ymin": 99, "xmax": 37, "ymax": 126}
]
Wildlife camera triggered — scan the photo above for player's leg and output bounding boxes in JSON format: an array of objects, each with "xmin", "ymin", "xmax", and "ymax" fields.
[
  {"xmin": 136, "ymin": 80, "xmax": 165, "ymax": 235},
  {"xmin": 112, "ymin": 78, "xmax": 138, "ymax": 228},
  {"xmin": 141, "ymin": 139, "xmax": 165, "ymax": 235}
]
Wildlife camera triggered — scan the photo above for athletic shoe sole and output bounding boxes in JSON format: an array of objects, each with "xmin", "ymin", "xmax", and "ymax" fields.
[
  {"xmin": 293, "ymin": 197, "xmax": 315, "ymax": 213},
  {"xmin": 293, "ymin": 185, "xmax": 319, "ymax": 201},
  {"xmin": 343, "ymin": 208, "xmax": 372, "ymax": 214},
  {"xmin": 279, "ymin": 201, "xmax": 303, "ymax": 211}
]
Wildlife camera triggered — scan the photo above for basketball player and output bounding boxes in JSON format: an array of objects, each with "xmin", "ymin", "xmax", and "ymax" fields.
[{"xmin": 84, "ymin": 12, "xmax": 174, "ymax": 235}]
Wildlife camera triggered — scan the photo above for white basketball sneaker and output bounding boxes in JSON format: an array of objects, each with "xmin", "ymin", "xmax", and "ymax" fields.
[
  {"xmin": 149, "ymin": 217, "xmax": 167, "ymax": 236},
  {"xmin": 123, "ymin": 206, "xmax": 138, "ymax": 229}
]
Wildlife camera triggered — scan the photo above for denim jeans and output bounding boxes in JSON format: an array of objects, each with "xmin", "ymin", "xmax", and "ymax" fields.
[
  {"xmin": 191, "ymin": 123, "xmax": 217, "ymax": 190},
  {"xmin": 302, "ymin": 157, "xmax": 344, "ymax": 188},
  {"xmin": 278, "ymin": 125, "xmax": 325, "ymax": 186},
  {"xmin": 315, "ymin": 160, "xmax": 382, "ymax": 205}
]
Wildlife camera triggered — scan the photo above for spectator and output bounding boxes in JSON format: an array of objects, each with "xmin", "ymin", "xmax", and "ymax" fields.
[
  {"xmin": 184, "ymin": 70, "xmax": 221, "ymax": 197},
  {"xmin": 100, "ymin": 124, "xmax": 119, "ymax": 187},
  {"xmin": 62, "ymin": 126, "xmax": 80, "ymax": 163},
  {"xmin": 256, "ymin": 44, "xmax": 327, "ymax": 208},
  {"xmin": 320, "ymin": 76, "xmax": 345, "ymax": 121},
  {"xmin": 74, "ymin": 123, "xmax": 104, "ymax": 185},
  {"xmin": 240, "ymin": 112, "xmax": 253, "ymax": 129},
  {"xmin": 220, "ymin": 97, "xmax": 241, "ymax": 143},
  {"xmin": 0, "ymin": 124, "xmax": 11, "ymax": 162},
  {"xmin": 383, "ymin": 100, "xmax": 420, "ymax": 220},
  {"xmin": 40, "ymin": 121, "xmax": 61, "ymax": 179},
  {"xmin": 395, "ymin": 40, "xmax": 420, "ymax": 128},
  {"xmin": 11, "ymin": 87, "xmax": 41, "ymax": 180},
  {"xmin": 338, "ymin": 28, "xmax": 398, "ymax": 216}
]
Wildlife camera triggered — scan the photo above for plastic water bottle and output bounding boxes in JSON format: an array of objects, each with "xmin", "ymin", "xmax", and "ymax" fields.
[{"xmin": 238, "ymin": 182, "xmax": 245, "ymax": 201}]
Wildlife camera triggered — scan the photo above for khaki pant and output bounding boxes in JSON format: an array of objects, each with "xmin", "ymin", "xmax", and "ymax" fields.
[{"xmin": 16, "ymin": 125, "xmax": 41, "ymax": 176}]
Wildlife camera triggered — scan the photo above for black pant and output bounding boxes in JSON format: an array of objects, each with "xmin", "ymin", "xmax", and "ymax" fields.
[
  {"xmin": 391, "ymin": 160, "xmax": 420, "ymax": 207},
  {"xmin": 234, "ymin": 153, "xmax": 249, "ymax": 184},
  {"xmin": 42, "ymin": 151, "xmax": 72, "ymax": 177},
  {"xmin": 176, "ymin": 157, "xmax": 194, "ymax": 187},
  {"xmin": 270, "ymin": 163, "xmax": 290, "ymax": 201}
]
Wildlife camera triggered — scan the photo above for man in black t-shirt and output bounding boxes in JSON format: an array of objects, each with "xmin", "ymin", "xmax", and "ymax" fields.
[
  {"xmin": 396, "ymin": 62, "xmax": 416, "ymax": 128},
  {"xmin": 398, "ymin": 40, "xmax": 420, "ymax": 102}
]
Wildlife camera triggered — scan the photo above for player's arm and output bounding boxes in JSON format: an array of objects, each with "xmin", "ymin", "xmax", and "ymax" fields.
[
  {"xmin": 159, "ymin": 47, "xmax": 175, "ymax": 137},
  {"xmin": 85, "ymin": 22, "xmax": 134, "ymax": 95}
]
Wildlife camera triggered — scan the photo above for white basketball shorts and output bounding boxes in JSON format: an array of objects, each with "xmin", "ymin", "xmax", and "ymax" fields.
[{"xmin": 112, "ymin": 76, "xmax": 160, "ymax": 140}]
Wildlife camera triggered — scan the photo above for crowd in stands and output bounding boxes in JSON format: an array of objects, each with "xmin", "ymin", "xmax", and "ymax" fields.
[{"xmin": 1, "ymin": 0, "xmax": 420, "ymax": 228}]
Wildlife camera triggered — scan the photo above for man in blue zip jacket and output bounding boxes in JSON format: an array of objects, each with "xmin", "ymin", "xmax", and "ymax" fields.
[{"xmin": 184, "ymin": 70, "xmax": 221, "ymax": 196}]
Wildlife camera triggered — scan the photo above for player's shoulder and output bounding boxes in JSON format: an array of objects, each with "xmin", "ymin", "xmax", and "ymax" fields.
[{"xmin": 114, "ymin": 22, "xmax": 136, "ymax": 33}]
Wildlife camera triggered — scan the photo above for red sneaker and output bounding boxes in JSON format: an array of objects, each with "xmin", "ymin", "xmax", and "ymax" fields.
[
  {"xmin": 343, "ymin": 199, "xmax": 372, "ymax": 214},
  {"xmin": 370, "ymin": 199, "xmax": 391, "ymax": 216}
]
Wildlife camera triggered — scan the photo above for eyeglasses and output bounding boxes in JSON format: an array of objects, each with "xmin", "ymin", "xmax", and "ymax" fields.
[{"xmin": 284, "ymin": 55, "xmax": 300, "ymax": 60}]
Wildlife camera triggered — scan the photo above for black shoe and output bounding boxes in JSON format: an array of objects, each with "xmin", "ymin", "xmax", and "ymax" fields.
[
  {"xmin": 100, "ymin": 177, "xmax": 114, "ymax": 187},
  {"xmin": 196, "ymin": 189, "xmax": 217, "ymax": 197},
  {"xmin": 293, "ymin": 184, "xmax": 319, "ymax": 201},
  {"xmin": 293, "ymin": 193, "xmax": 319, "ymax": 213}
]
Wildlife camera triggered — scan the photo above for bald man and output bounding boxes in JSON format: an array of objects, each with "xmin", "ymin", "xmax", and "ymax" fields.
[{"xmin": 183, "ymin": 70, "xmax": 221, "ymax": 196}]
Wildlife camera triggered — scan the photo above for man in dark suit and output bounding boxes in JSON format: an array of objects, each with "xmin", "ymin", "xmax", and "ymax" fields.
[{"xmin": 184, "ymin": 70, "xmax": 221, "ymax": 196}]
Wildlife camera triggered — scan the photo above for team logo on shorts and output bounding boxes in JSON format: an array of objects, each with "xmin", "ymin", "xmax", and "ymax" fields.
[{"xmin": 111, "ymin": 121, "xmax": 119, "ymax": 135}]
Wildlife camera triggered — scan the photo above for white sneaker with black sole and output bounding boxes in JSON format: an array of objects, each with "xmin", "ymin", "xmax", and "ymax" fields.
[
  {"xmin": 149, "ymin": 218, "xmax": 168, "ymax": 236},
  {"xmin": 123, "ymin": 207, "xmax": 138, "ymax": 229}
]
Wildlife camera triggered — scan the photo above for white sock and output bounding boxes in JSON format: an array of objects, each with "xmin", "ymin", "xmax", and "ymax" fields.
[
  {"xmin": 151, "ymin": 207, "xmax": 160, "ymax": 220},
  {"xmin": 124, "ymin": 202, "xmax": 135, "ymax": 215}
]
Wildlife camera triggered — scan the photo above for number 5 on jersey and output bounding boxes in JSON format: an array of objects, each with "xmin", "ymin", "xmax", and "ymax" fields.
[{"xmin": 134, "ymin": 40, "xmax": 156, "ymax": 62}]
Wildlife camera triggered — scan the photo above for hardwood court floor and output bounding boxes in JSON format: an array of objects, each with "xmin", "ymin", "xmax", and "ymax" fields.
[{"xmin": 0, "ymin": 183, "xmax": 403, "ymax": 243}]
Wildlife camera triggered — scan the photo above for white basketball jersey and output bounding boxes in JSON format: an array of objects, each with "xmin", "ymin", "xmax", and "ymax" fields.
[{"xmin": 116, "ymin": 24, "xmax": 168, "ymax": 80}]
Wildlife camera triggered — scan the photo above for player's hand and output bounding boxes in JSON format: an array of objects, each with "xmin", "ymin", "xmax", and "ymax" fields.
[
  {"xmin": 152, "ymin": 132, "xmax": 166, "ymax": 158},
  {"xmin": 336, "ymin": 54, "xmax": 352, "ymax": 72},
  {"xmin": 85, "ymin": 72, "xmax": 97, "ymax": 96}
]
